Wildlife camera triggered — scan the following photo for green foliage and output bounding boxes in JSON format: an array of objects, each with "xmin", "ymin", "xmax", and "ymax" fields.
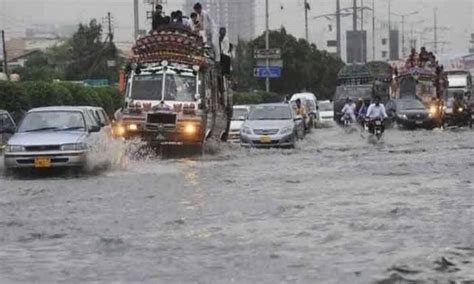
[
  {"xmin": 233, "ymin": 91, "xmax": 284, "ymax": 105},
  {"xmin": 11, "ymin": 19, "xmax": 120, "ymax": 83},
  {"xmin": 0, "ymin": 81, "xmax": 30, "ymax": 111},
  {"xmin": 0, "ymin": 81, "xmax": 122, "ymax": 116},
  {"xmin": 233, "ymin": 28, "xmax": 345, "ymax": 100}
]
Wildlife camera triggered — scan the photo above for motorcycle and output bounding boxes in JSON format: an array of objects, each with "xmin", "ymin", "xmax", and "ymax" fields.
[
  {"xmin": 369, "ymin": 118, "xmax": 384, "ymax": 140},
  {"xmin": 342, "ymin": 114, "xmax": 352, "ymax": 127}
]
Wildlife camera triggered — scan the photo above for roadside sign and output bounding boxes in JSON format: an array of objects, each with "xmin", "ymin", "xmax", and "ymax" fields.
[
  {"xmin": 256, "ymin": 59, "xmax": 283, "ymax": 68},
  {"xmin": 254, "ymin": 48, "xmax": 282, "ymax": 59},
  {"xmin": 254, "ymin": 66, "xmax": 282, "ymax": 78},
  {"xmin": 84, "ymin": 79, "xmax": 109, "ymax": 87},
  {"xmin": 327, "ymin": 40, "xmax": 337, "ymax": 47}
]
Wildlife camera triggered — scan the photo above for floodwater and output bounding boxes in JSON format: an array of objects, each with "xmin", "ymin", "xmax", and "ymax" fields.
[{"xmin": 0, "ymin": 125, "xmax": 473, "ymax": 283}]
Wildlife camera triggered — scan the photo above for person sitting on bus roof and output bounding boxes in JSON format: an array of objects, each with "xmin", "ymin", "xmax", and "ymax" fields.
[
  {"xmin": 190, "ymin": 12, "xmax": 201, "ymax": 32},
  {"xmin": 152, "ymin": 5, "xmax": 170, "ymax": 30},
  {"xmin": 419, "ymin": 47, "xmax": 429, "ymax": 63}
]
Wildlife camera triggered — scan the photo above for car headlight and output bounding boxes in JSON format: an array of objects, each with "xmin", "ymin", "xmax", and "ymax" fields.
[
  {"xmin": 280, "ymin": 125, "xmax": 294, "ymax": 135},
  {"xmin": 5, "ymin": 145, "xmax": 25, "ymax": 153},
  {"xmin": 398, "ymin": 114, "xmax": 408, "ymax": 120},
  {"xmin": 61, "ymin": 143, "xmax": 87, "ymax": 151},
  {"xmin": 458, "ymin": 107, "xmax": 464, "ymax": 112},
  {"xmin": 241, "ymin": 126, "xmax": 252, "ymax": 135}
]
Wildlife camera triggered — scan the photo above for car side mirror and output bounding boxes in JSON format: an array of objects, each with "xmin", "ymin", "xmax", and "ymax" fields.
[
  {"xmin": 316, "ymin": 105, "xmax": 320, "ymax": 111},
  {"xmin": 89, "ymin": 125, "xmax": 101, "ymax": 133}
]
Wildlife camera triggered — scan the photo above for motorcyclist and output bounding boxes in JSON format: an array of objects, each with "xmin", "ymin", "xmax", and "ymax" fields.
[
  {"xmin": 295, "ymin": 99, "xmax": 307, "ymax": 129},
  {"xmin": 340, "ymin": 97, "xmax": 356, "ymax": 124},
  {"xmin": 358, "ymin": 99, "xmax": 371, "ymax": 125},
  {"xmin": 366, "ymin": 95, "xmax": 388, "ymax": 134}
]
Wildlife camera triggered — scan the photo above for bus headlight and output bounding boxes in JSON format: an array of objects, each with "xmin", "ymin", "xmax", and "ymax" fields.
[
  {"xmin": 128, "ymin": 124, "xmax": 138, "ymax": 131},
  {"xmin": 184, "ymin": 123, "xmax": 197, "ymax": 135},
  {"xmin": 114, "ymin": 125, "xmax": 126, "ymax": 137}
]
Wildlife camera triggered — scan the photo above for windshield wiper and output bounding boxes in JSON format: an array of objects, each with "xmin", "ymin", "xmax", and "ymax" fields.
[
  {"xmin": 55, "ymin": 126, "xmax": 85, "ymax": 131},
  {"xmin": 24, "ymin": 127, "xmax": 58, "ymax": 132}
]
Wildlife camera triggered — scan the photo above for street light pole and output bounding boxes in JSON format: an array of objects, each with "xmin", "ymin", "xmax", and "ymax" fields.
[
  {"xmin": 133, "ymin": 0, "xmax": 139, "ymax": 39},
  {"xmin": 304, "ymin": 0, "xmax": 309, "ymax": 42},
  {"xmin": 265, "ymin": 0, "xmax": 270, "ymax": 92},
  {"xmin": 1, "ymin": 30, "xmax": 9, "ymax": 80},
  {"xmin": 336, "ymin": 0, "xmax": 341, "ymax": 58}
]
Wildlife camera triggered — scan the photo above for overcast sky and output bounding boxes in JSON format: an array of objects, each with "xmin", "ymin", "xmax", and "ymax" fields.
[{"xmin": 1, "ymin": 0, "xmax": 473, "ymax": 59}]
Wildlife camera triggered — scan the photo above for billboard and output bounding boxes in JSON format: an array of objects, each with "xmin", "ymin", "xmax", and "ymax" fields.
[
  {"xmin": 389, "ymin": 30, "xmax": 400, "ymax": 60},
  {"xmin": 346, "ymin": 31, "xmax": 367, "ymax": 64}
]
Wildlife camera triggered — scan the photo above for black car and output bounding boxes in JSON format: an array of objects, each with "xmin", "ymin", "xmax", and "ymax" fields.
[
  {"xmin": 0, "ymin": 110, "xmax": 17, "ymax": 152},
  {"xmin": 385, "ymin": 99, "xmax": 434, "ymax": 129}
]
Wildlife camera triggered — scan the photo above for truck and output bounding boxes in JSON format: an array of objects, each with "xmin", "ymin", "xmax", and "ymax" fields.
[
  {"xmin": 333, "ymin": 61, "xmax": 392, "ymax": 122},
  {"xmin": 114, "ymin": 25, "xmax": 232, "ymax": 151}
]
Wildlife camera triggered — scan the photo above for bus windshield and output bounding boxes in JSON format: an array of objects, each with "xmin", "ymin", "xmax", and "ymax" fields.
[{"xmin": 130, "ymin": 72, "xmax": 197, "ymax": 102}]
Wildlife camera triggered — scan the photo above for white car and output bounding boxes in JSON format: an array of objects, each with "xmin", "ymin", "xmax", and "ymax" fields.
[
  {"xmin": 228, "ymin": 105, "xmax": 251, "ymax": 143},
  {"xmin": 317, "ymin": 100, "xmax": 334, "ymax": 123},
  {"xmin": 4, "ymin": 106, "xmax": 104, "ymax": 170}
]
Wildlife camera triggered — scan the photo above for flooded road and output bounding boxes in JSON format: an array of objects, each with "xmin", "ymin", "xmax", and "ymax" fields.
[{"xmin": 0, "ymin": 126, "xmax": 473, "ymax": 283}]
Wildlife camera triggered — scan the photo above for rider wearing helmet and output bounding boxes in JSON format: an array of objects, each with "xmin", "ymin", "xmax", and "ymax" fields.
[{"xmin": 340, "ymin": 97, "xmax": 356, "ymax": 123}]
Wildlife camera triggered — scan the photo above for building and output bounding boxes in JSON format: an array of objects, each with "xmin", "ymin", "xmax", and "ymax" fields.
[{"xmin": 184, "ymin": 0, "xmax": 255, "ymax": 43}]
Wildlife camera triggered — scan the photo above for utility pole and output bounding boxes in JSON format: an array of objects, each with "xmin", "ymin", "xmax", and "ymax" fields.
[
  {"xmin": 107, "ymin": 12, "xmax": 114, "ymax": 42},
  {"xmin": 353, "ymin": 0, "xmax": 357, "ymax": 31},
  {"xmin": 336, "ymin": 0, "xmax": 341, "ymax": 58},
  {"xmin": 133, "ymin": 0, "xmax": 139, "ymax": 39},
  {"xmin": 265, "ymin": 0, "xmax": 270, "ymax": 92},
  {"xmin": 372, "ymin": 0, "xmax": 375, "ymax": 60},
  {"xmin": 388, "ymin": 0, "xmax": 391, "ymax": 58},
  {"xmin": 361, "ymin": 0, "xmax": 364, "ymax": 31},
  {"xmin": 1, "ymin": 30, "xmax": 9, "ymax": 80},
  {"xmin": 434, "ymin": 8, "xmax": 438, "ymax": 54},
  {"xmin": 304, "ymin": 0, "xmax": 309, "ymax": 42}
]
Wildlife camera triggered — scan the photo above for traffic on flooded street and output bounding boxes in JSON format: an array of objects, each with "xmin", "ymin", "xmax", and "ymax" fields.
[
  {"xmin": 1, "ymin": 0, "xmax": 473, "ymax": 283},
  {"xmin": 1, "ymin": 127, "xmax": 473, "ymax": 283}
]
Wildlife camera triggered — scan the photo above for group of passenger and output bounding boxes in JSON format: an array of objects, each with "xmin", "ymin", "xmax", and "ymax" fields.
[
  {"xmin": 150, "ymin": 3, "xmax": 232, "ymax": 75},
  {"xmin": 406, "ymin": 47, "xmax": 438, "ymax": 69}
]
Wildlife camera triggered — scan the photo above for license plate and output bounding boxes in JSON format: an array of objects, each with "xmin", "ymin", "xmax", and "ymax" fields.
[
  {"xmin": 375, "ymin": 121, "xmax": 381, "ymax": 125},
  {"xmin": 34, "ymin": 157, "xmax": 52, "ymax": 168},
  {"xmin": 416, "ymin": 121, "xmax": 423, "ymax": 125},
  {"xmin": 260, "ymin": 135, "xmax": 272, "ymax": 144}
]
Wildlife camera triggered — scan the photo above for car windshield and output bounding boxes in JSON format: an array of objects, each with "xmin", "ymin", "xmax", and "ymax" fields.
[
  {"xmin": 398, "ymin": 100, "xmax": 425, "ymax": 110},
  {"xmin": 319, "ymin": 102, "xmax": 333, "ymax": 111},
  {"xmin": 18, "ymin": 111, "xmax": 86, "ymax": 132},
  {"xmin": 232, "ymin": 108, "xmax": 249, "ymax": 120},
  {"xmin": 248, "ymin": 106, "xmax": 292, "ymax": 120},
  {"xmin": 131, "ymin": 72, "xmax": 196, "ymax": 102}
]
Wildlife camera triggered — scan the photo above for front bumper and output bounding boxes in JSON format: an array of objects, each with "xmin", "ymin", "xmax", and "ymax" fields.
[
  {"xmin": 397, "ymin": 118, "xmax": 435, "ymax": 128},
  {"xmin": 228, "ymin": 131, "xmax": 241, "ymax": 143},
  {"xmin": 4, "ymin": 150, "xmax": 87, "ymax": 169},
  {"xmin": 240, "ymin": 133, "xmax": 295, "ymax": 148}
]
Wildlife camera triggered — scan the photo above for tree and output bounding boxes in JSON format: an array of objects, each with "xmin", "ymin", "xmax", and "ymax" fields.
[
  {"xmin": 65, "ymin": 19, "xmax": 119, "ymax": 82},
  {"xmin": 233, "ymin": 28, "xmax": 345, "ymax": 100}
]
